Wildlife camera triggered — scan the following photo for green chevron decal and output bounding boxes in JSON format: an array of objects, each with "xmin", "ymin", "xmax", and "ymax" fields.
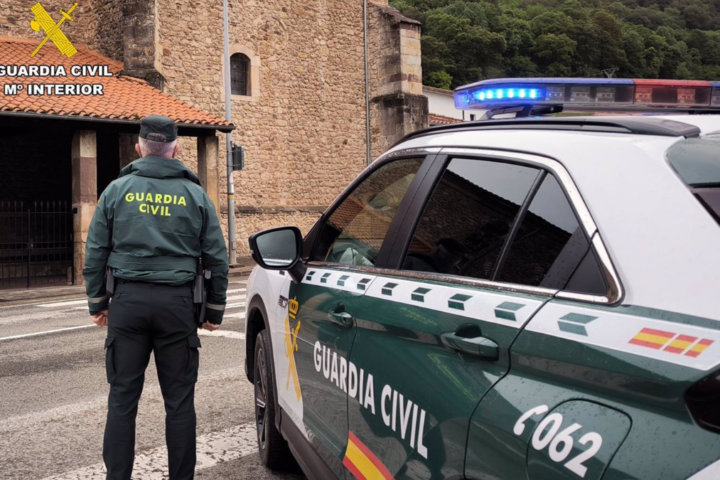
[
  {"xmin": 558, "ymin": 313, "xmax": 598, "ymax": 336},
  {"xmin": 411, "ymin": 287, "xmax": 431, "ymax": 302},
  {"xmin": 495, "ymin": 301, "xmax": 525, "ymax": 321},
  {"xmin": 382, "ymin": 282, "xmax": 399, "ymax": 296},
  {"xmin": 448, "ymin": 294, "xmax": 472, "ymax": 311}
]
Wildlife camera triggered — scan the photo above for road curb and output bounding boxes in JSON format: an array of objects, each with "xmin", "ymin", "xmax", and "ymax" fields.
[{"xmin": 0, "ymin": 270, "xmax": 251, "ymax": 307}]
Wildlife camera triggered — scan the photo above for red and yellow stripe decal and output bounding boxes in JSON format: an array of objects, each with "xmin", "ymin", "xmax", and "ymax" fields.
[
  {"xmin": 629, "ymin": 328, "xmax": 714, "ymax": 358},
  {"xmin": 629, "ymin": 328, "xmax": 674, "ymax": 350},
  {"xmin": 343, "ymin": 432, "xmax": 395, "ymax": 480},
  {"xmin": 686, "ymin": 339, "xmax": 714, "ymax": 358},
  {"xmin": 663, "ymin": 334, "xmax": 697, "ymax": 354}
]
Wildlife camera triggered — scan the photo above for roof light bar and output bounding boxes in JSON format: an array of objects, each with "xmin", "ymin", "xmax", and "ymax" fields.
[{"xmin": 454, "ymin": 78, "xmax": 719, "ymax": 111}]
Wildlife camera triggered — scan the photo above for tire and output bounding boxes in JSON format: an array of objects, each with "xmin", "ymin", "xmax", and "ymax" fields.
[{"xmin": 254, "ymin": 329, "xmax": 295, "ymax": 470}]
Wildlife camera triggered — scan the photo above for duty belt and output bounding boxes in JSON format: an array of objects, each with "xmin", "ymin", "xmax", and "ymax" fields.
[{"xmin": 116, "ymin": 278, "xmax": 193, "ymax": 288}]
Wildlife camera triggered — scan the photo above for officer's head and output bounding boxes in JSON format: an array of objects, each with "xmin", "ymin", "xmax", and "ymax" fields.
[{"xmin": 136, "ymin": 115, "xmax": 179, "ymax": 159}]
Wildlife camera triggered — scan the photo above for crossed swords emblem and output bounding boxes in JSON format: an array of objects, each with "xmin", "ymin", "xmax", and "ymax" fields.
[
  {"xmin": 285, "ymin": 298, "xmax": 302, "ymax": 401},
  {"xmin": 29, "ymin": 2, "xmax": 78, "ymax": 58}
]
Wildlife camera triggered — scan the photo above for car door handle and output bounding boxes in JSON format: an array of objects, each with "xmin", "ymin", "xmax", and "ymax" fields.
[
  {"xmin": 441, "ymin": 332, "xmax": 499, "ymax": 361},
  {"xmin": 328, "ymin": 304, "xmax": 354, "ymax": 328}
]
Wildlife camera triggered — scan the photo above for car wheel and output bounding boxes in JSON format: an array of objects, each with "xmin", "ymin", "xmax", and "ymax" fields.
[{"xmin": 254, "ymin": 329, "xmax": 294, "ymax": 470}]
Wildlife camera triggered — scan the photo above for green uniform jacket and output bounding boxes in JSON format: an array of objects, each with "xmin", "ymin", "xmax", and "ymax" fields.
[{"xmin": 83, "ymin": 155, "xmax": 229, "ymax": 323}]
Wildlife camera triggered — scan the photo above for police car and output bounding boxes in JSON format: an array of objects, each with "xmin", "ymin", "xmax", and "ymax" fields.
[{"xmin": 244, "ymin": 78, "xmax": 720, "ymax": 480}]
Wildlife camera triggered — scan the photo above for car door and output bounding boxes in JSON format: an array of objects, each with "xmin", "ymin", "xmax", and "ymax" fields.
[
  {"xmin": 460, "ymin": 154, "xmax": 633, "ymax": 480},
  {"xmin": 279, "ymin": 155, "xmax": 430, "ymax": 478},
  {"xmin": 343, "ymin": 154, "xmax": 566, "ymax": 479}
]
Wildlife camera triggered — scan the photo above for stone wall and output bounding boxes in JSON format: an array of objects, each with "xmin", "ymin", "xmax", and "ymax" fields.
[
  {"xmin": 1, "ymin": 0, "xmax": 124, "ymax": 62},
  {"xmin": 368, "ymin": 4, "xmax": 422, "ymax": 99},
  {"xmin": 91, "ymin": 0, "xmax": 124, "ymax": 62},
  {"xmin": 369, "ymin": 93, "xmax": 428, "ymax": 159},
  {"xmin": 368, "ymin": 3, "xmax": 428, "ymax": 160},
  {"xmin": 123, "ymin": 0, "xmax": 163, "ymax": 88},
  {"xmin": 233, "ymin": 209, "xmax": 325, "ymax": 253},
  {"xmin": 157, "ymin": 0, "xmax": 372, "ymax": 255}
]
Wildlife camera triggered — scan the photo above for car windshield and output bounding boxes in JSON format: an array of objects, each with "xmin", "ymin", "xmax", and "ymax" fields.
[{"xmin": 667, "ymin": 136, "xmax": 720, "ymax": 225}]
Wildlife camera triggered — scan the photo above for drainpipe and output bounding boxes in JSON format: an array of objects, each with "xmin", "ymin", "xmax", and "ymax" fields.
[
  {"xmin": 364, "ymin": 0, "xmax": 371, "ymax": 166},
  {"xmin": 223, "ymin": 0, "xmax": 237, "ymax": 264}
]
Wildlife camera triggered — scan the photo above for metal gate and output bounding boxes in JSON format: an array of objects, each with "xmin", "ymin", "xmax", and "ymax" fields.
[{"xmin": 0, "ymin": 201, "xmax": 74, "ymax": 288}]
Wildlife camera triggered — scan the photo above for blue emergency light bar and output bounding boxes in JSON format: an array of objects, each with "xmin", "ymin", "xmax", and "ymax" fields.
[{"xmin": 454, "ymin": 78, "xmax": 720, "ymax": 111}]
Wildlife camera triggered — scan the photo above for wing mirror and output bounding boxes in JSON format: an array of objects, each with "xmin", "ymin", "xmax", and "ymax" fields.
[{"xmin": 249, "ymin": 226, "xmax": 306, "ymax": 283}]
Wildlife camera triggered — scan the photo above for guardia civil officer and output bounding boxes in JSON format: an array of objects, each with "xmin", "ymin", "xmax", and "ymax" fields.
[{"xmin": 83, "ymin": 115, "xmax": 229, "ymax": 480}]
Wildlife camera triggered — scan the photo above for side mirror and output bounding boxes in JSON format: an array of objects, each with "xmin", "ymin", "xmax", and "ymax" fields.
[{"xmin": 249, "ymin": 226, "xmax": 306, "ymax": 283}]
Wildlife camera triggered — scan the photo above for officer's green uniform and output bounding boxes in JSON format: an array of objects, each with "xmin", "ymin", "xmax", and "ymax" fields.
[{"xmin": 83, "ymin": 116, "xmax": 229, "ymax": 480}]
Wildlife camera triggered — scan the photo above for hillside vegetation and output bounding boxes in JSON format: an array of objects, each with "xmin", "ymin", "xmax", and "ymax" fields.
[{"xmin": 389, "ymin": 0, "xmax": 720, "ymax": 89}]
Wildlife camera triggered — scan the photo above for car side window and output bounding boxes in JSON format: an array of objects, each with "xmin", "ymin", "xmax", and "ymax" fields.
[
  {"xmin": 495, "ymin": 174, "xmax": 604, "ymax": 292},
  {"xmin": 311, "ymin": 158, "xmax": 424, "ymax": 266},
  {"xmin": 403, "ymin": 158, "xmax": 540, "ymax": 280}
]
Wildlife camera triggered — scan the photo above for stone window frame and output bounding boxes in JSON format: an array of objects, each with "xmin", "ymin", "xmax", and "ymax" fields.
[
  {"xmin": 222, "ymin": 45, "xmax": 260, "ymax": 102},
  {"xmin": 230, "ymin": 53, "xmax": 250, "ymax": 96}
]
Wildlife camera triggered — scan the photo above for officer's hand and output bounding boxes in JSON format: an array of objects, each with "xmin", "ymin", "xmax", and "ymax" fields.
[
  {"xmin": 201, "ymin": 322, "xmax": 221, "ymax": 331},
  {"xmin": 91, "ymin": 311, "xmax": 108, "ymax": 327}
]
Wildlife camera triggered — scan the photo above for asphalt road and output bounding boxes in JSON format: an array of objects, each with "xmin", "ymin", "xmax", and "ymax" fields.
[{"xmin": 0, "ymin": 278, "xmax": 306, "ymax": 480}]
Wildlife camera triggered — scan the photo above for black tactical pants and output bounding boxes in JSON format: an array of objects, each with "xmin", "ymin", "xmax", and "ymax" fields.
[{"xmin": 104, "ymin": 281, "xmax": 201, "ymax": 480}]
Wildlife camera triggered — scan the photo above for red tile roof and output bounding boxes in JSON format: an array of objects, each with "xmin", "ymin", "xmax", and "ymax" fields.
[
  {"xmin": 0, "ymin": 37, "xmax": 232, "ymax": 131},
  {"xmin": 429, "ymin": 113, "xmax": 464, "ymax": 125}
]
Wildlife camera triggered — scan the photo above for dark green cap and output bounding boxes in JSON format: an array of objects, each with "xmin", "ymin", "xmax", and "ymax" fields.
[{"xmin": 139, "ymin": 115, "xmax": 178, "ymax": 143}]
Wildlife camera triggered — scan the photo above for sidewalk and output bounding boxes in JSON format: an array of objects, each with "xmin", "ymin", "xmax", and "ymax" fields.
[
  {"xmin": 229, "ymin": 255, "xmax": 256, "ymax": 277},
  {"xmin": 0, "ymin": 258, "xmax": 255, "ymax": 305},
  {"xmin": 0, "ymin": 284, "xmax": 85, "ymax": 304}
]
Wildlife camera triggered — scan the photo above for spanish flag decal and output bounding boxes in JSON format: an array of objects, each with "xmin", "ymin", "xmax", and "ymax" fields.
[
  {"xmin": 629, "ymin": 328, "xmax": 674, "ymax": 350},
  {"xmin": 629, "ymin": 328, "xmax": 714, "ymax": 358},
  {"xmin": 343, "ymin": 431, "xmax": 395, "ymax": 480}
]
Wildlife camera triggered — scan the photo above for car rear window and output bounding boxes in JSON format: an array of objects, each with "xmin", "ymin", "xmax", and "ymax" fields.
[{"xmin": 668, "ymin": 137, "xmax": 720, "ymax": 224}]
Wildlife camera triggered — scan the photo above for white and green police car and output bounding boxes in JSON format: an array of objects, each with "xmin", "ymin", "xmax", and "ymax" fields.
[{"xmin": 244, "ymin": 78, "xmax": 720, "ymax": 480}]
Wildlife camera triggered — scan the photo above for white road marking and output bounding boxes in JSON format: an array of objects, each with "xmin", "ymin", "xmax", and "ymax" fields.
[
  {"xmin": 47, "ymin": 296, "xmax": 244, "ymax": 313},
  {"xmin": 6, "ymin": 284, "xmax": 246, "ymax": 311},
  {"xmin": 0, "ymin": 367, "xmax": 243, "ymax": 434},
  {"xmin": 49, "ymin": 295, "xmax": 244, "ymax": 311},
  {"xmin": 224, "ymin": 312, "xmax": 246, "ymax": 319},
  {"xmin": 0, "ymin": 324, "xmax": 97, "ymax": 342},
  {"xmin": 198, "ymin": 329, "xmax": 245, "ymax": 340},
  {"xmin": 36, "ymin": 299, "xmax": 88, "ymax": 308},
  {"xmin": 226, "ymin": 302, "xmax": 246, "ymax": 309},
  {"xmin": 41, "ymin": 422, "xmax": 258, "ymax": 480}
]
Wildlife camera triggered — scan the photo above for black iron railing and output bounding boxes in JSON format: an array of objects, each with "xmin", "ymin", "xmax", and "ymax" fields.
[{"xmin": 0, "ymin": 201, "xmax": 73, "ymax": 288}]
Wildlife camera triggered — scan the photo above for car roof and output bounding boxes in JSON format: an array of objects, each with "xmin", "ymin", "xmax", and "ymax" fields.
[
  {"xmin": 643, "ymin": 114, "xmax": 720, "ymax": 135},
  {"xmin": 387, "ymin": 114, "xmax": 720, "ymax": 321},
  {"xmin": 392, "ymin": 114, "xmax": 720, "ymax": 154}
]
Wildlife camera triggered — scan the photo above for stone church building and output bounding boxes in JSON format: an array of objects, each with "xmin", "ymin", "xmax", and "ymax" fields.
[{"xmin": 0, "ymin": 0, "xmax": 427, "ymax": 286}]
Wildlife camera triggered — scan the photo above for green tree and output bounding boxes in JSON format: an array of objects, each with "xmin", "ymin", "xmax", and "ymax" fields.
[
  {"xmin": 425, "ymin": 71, "xmax": 453, "ymax": 89},
  {"xmin": 391, "ymin": 0, "xmax": 720, "ymax": 85},
  {"xmin": 532, "ymin": 33, "xmax": 577, "ymax": 67}
]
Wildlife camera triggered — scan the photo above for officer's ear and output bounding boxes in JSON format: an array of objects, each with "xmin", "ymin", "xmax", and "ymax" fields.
[
  {"xmin": 135, "ymin": 144, "xmax": 142, "ymax": 157},
  {"xmin": 172, "ymin": 143, "xmax": 179, "ymax": 158}
]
